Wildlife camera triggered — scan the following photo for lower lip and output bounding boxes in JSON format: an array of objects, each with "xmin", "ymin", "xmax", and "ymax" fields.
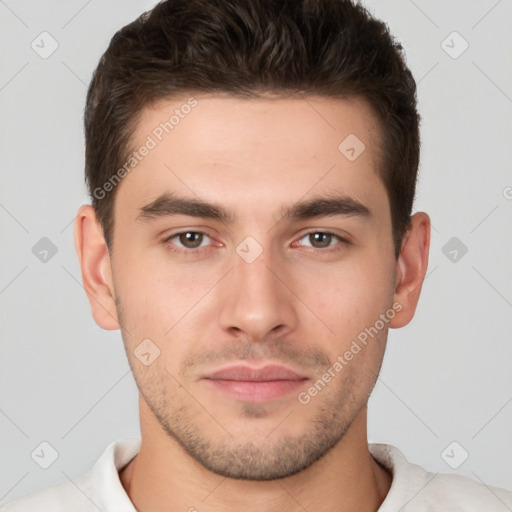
[{"xmin": 203, "ymin": 378, "xmax": 308, "ymax": 402}]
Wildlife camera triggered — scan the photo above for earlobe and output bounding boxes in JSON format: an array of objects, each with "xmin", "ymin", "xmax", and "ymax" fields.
[
  {"xmin": 74, "ymin": 204, "xmax": 120, "ymax": 330},
  {"xmin": 389, "ymin": 212, "xmax": 431, "ymax": 329}
]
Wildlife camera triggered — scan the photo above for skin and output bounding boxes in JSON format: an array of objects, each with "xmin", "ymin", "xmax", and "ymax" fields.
[{"xmin": 74, "ymin": 94, "xmax": 430, "ymax": 512}]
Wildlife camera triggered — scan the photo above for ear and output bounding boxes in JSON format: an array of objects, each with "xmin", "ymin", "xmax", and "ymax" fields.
[
  {"xmin": 74, "ymin": 204, "xmax": 120, "ymax": 330},
  {"xmin": 389, "ymin": 212, "xmax": 431, "ymax": 329}
]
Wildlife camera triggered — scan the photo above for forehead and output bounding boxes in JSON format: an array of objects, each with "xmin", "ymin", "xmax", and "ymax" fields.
[
  {"xmin": 136, "ymin": 93, "xmax": 381, "ymax": 158},
  {"xmin": 115, "ymin": 94, "xmax": 387, "ymax": 223}
]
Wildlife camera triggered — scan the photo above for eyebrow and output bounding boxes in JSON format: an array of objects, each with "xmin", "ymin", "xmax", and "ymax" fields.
[{"xmin": 136, "ymin": 192, "xmax": 372, "ymax": 225}]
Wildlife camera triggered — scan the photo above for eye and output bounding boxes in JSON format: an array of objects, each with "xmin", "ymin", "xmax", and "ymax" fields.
[
  {"xmin": 164, "ymin": 231, "xmax": 213, "ymax": 253},
  {"xmin": 162, "ymin": 230, "xmax": 348, "ymax": 256},
  {"xmin": 295, "ymin": 231, "xmax": 348, "ymax": 252}
]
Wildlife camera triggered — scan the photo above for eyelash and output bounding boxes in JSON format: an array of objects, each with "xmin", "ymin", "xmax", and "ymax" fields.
[{"xmin": 162, "ymin": 230, "xmax": 349, "ymax": 256}]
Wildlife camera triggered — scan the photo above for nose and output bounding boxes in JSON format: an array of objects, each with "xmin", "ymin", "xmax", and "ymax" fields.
[{"xmin": 217, "ymin": 246, "xmax": 298, "ymax": 342}]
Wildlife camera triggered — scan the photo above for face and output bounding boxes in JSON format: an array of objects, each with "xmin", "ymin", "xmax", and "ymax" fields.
[{"xmin": 101, "ymin": 94, "xmax": 401, "ymax": 479}]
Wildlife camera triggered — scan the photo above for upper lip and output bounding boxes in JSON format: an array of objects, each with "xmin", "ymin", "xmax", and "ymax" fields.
[{"xmin": 204, "ymin": 364, "xmax": 308, "ymax": 382}]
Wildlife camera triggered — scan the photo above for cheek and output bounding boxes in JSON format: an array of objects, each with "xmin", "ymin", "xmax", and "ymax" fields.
[
  {"xmin": 300, "ymin": 256, "xmax": 394, "ymax": 333},
  {"xmin": 114, "ymin": 253, "xmax": 205, "ymax": 322}
]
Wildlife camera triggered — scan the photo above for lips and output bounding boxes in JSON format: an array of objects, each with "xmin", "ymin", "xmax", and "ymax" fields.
[
  {"xmin": 205, "ymin": 364, "xmax": 307, "ymax": 382},
  {"xmin": 202, "ymin": 364, "xmax": 309, "ymax": 402}
]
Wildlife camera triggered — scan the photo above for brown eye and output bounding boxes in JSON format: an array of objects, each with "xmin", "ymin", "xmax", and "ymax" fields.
[
  {"xmin": 164, "ymin": 231, "xmax": 213, "ymax": 254},
  {"xmin": 308, "ymin": 232, "xmax": 334, "ymax": 249},
  {"xmin": 294, "ymin": 231, "xmax": 349, "ymax": 253},
  {"xmin": 177, "ymin": 232, "xmax": 205, "ymax": 249}
]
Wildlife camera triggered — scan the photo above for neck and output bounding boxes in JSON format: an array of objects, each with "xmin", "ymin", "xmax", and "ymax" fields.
[{"xmin": 119, "ymin": 399, "xmax": 391, "ymax": 512}]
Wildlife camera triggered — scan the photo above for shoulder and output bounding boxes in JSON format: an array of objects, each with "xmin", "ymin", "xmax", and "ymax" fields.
[
  {"xmin": 370, "ymin": 443, "xmax": 512, "ymax": 511},
  {"xmin": 1, "ymin": 437, "xmax": 140, "ymax": 512},
  {"xmin": 0, "ymin": 473, "xmax": 93, "ymax": 512}
]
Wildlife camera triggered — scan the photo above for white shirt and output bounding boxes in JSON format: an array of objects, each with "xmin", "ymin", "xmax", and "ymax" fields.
[{"xmin": 2, "ymin": 437, "xmax": 512, "ymax": 511}]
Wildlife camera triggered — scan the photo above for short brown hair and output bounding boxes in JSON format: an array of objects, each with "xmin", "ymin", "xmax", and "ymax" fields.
[{"xmin": 85, "ymin": 0, "xmax": 420, "ymax": 258}]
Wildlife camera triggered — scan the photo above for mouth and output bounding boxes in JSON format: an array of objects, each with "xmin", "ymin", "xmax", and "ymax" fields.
[{"xmin": 201, "ymin": 364, "xmax": 309, "ymax": 403}]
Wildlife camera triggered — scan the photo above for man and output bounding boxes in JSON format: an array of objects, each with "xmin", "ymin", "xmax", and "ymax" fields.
[{"xmin": 3, "ymin": 0, "xmax": 511, "ymax": 510}]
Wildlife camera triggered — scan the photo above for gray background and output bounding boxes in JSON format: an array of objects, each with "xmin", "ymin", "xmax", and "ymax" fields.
[{"xmin": 1, "ymin": 0, "xmax": 511, "ymax": 505}]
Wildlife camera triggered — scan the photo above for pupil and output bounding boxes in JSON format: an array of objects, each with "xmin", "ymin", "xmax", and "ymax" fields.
[
  {"xmin": 181, "ymin": 232, "xmax": 202, "ymax": 248},
  {"xmin": 312, "ymin": 233, "xmax": 331, "ymax": 248}
]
